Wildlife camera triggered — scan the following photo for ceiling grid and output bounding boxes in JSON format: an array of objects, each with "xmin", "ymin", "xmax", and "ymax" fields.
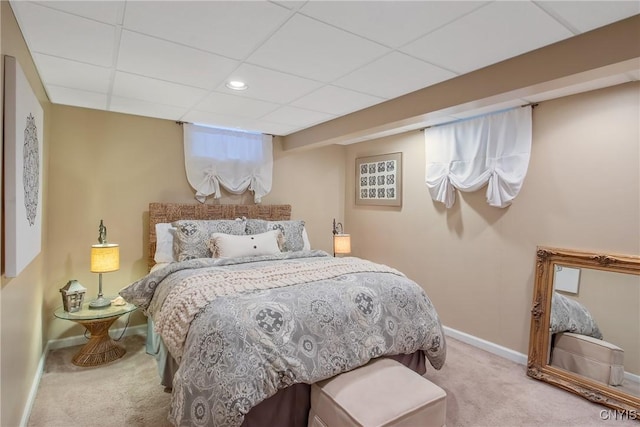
[{"xmin": 9, "ymin": 1, "xmax": 639, "ymax": 141}]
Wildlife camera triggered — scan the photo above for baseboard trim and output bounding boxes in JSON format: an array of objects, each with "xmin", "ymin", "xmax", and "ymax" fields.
[
  {"xmin": 19, "ymin": 324, "xmax": 147, "ymax": 427},
  {"xmin": 443, "ymin": 325, "xmax": 529, "ymax": 366},
  {"xmin": 625, "ymin": 371, "xmax": 640, "ymax": 385},
  {"xmin": 443, "ymin": 326, "xmax": 640, "ymax": 387},
  {"xmin": 19, "ymin": 340, "xmax": 50, "ymax": 427}
]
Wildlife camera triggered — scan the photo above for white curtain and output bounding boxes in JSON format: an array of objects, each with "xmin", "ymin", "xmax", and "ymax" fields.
[
  {"xmin": 425, "ymin": 106, "xmax": 532, "ymax": 208},
  {"xmin": 183, "ymin": 124, "xmax": 273, "ymax": 203}
]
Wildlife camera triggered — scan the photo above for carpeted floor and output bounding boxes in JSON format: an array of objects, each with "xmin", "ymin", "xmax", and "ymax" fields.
[
  {"xmin": 28, "ymin": 334, "xmax": 172, "ymax": 427},
  {"xmin": 27, "ymin": 334, "xmax": 637, "ymax": 427}
]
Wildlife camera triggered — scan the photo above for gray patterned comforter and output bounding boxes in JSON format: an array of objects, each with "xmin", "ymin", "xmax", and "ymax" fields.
[{"xmin": 120, "ymin": 250, "xmax": 446, "ymax": 427}]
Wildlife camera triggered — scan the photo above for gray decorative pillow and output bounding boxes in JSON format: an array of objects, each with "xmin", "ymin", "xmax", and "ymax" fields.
[
  {"xmin": 245, "ymin": 219, "xmax": 306, "ymax": 252},
  {"xmin": 172, "ymin": 219, "xmax": 246, "ymax": 261},
  {"xmin": 245, "ymin": 218, "xmax": 269, "ymax": 235},
  {"xmin": 550, "ymin": 292, "xmax": 603, "ymax": 339}
]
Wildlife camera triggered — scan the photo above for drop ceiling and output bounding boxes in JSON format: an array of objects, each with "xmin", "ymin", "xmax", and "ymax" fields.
[{"xmin": 10, "ymin": 1, "xmax": 640, "ymax": 138}]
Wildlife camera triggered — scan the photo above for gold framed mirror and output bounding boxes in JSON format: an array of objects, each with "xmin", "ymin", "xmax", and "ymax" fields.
[{"xmin": 528, "ymin": 246, "xmax": 640, "ymax": 413}]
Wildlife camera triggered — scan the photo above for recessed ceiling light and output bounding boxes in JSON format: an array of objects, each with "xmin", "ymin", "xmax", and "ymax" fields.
[{"xmin": 226, "ymin": 80, "xmax": 248, "ymax": 91}]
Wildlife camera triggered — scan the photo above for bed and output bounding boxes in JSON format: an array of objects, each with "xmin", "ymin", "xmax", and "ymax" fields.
[{"xmin": 120, "ymin": 203, "xmax": 446, "ymax": 427}]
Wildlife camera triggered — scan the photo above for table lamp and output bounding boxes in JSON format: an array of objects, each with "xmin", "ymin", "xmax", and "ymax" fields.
[
  {"xmin": 332, "ymin": 218, "xmax": 351, "ymax": 257},
  {"xmin": 89, "ymin": 220, "xmax": 119, "ymax": 309}
]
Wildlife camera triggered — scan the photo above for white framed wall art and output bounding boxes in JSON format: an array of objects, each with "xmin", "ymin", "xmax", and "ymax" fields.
[{"xmin": 4, "ymin": 55, "xmax": 43, "ymax": 277}]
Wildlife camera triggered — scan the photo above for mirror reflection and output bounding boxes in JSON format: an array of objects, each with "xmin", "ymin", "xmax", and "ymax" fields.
[
  {"xmin": 549, "ymin": 266, "xmax": 640, "ymax": 397},
  {"xmin": 528, "ymin": 246, "xmax": 640, "ymax": 414}
]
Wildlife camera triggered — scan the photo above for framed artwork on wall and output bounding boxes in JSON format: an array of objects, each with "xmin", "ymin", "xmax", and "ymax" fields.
[
  {"xmin": 553, "ymin": 265, "xmax": 581, "ymax": 294},
  {"xmin": 355, "ymin": 152, "xmax": 402, "ymax": 207},
  {"xmin": 4, "ymin": 56, "xmax": 44, "ymax": 277}
]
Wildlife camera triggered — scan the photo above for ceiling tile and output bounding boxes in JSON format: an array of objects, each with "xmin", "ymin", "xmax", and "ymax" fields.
[
  {"xmin": 401, "ymin": 1, "xmax": 573, "ymax": 74},
  {"xmin": 46, "ymin": 85, "xmax": 108, "ymax": 110},
  {"xmin": 300, "ymin": 1, "xmax": 486, "ymax": 48},
  {"xmin": 261, "ymin": 105, "xmax": 336, "ymax": 127},
  {"xmin": 214, "ymin": 64, "xmax": 322, "ymax": 104},
  {"xmin": 32, "ymin": 0, "xmax": 124, "ymax": 24},
  {"xmin": 33, "ymin": 53, "xmax": 111, "ymax": 93},
  {"xmin": 11, "ymin": 1, "xmax": 115, "ymax": 67},
  {"xmin": 117, "ymin": 31, "xmax": 239, "ymax": 90},
  {"xmin": 537, "ymin": 1, "xmax": 640, "ymax": 33},
  {"xmin": 112, "ymin": 72, "xmax": 208, "ymax": 108},
  {"xmin": 109, "ymin": 96, "xmax": 188, "ymax": 121},
  {"xmin": 194, "ymin": 92, "xmax": 280, "ymax": 119},
  {"xmin": 10, "ymin": 0, "xmax": 640, "ymax": 140},
  {"xmin": 291, "ymin": 85, "xmax": 385, "ymax": 115},
  {"xmin": 247, "ymin": 14, "xmax": 390, "ymax": 82},
  {"xmin": 122, "ymin": 1, "xmax": 291, "ymax": 60},
  {"xmin": 334, "ymin": 51, "xmax": 456, "ymax": 99}
]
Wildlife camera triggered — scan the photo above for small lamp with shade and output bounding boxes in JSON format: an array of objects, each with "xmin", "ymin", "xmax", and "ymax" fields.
[
  {"xmin": 89, "ymin": 220, "xmax": 119, "ymax": 309},
  {"xmin": 332, "ymin": 218, "xmax": 351, "ymax": 257}
]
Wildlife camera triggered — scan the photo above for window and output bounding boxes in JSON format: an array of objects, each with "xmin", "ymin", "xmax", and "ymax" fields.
[
  {"xmin": 183, "ymin": 124, "xmax": 273, "ymax": 203},
  {"xmin": 424, "ymin": 106, "xmax": 532, "ymax": 208},
  {"xmin": 189, "ymin": 127, "xmax": 264, "ymax": 162}
]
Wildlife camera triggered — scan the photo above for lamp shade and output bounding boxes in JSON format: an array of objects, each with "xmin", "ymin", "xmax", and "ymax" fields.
[
  {"xmin": 333, "ymin": 234, "xmax": 351, "ymax": 255},
  {"xmin": 90, "ymin": 244, "xmax": 120, "ymax": 273}
]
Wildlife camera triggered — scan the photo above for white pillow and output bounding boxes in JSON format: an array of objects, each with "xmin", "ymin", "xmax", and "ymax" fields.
[
  {"xmin": 154, "ymin": 223, "xmax": 176, "ymax": 263},
  {"xmin": 302, "ymin": 227, "xmax": 311, "ymax": 250},
  {"xmin": 208, "ymin": 230, "xmax": 283, "ymax": 258}
]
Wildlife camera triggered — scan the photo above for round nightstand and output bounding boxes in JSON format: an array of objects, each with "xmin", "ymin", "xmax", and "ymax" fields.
[{"xmin": 54, "ymin": 300, "xmax": 137, "ymax": 367}]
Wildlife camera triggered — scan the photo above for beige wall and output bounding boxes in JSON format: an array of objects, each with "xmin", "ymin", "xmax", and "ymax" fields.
[
  {"xmin": 0, "ymin": 2, "xmax": 51, "ymax": 426},
  {"xmin": 45, "ymin": 105, "xmax": 346, "ymax": 341},
  {"xmin": 345, "ymin": 82, "xmax": 640, "ymax": 356}
]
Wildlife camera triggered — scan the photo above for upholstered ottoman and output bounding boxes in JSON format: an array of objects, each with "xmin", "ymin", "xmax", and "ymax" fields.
[
  {"xmin": 551, "ymin": 332, "xmax": 625, "ymax": 386},
  {"xmin": 308, "ymin": 358, "xmax": 447, "ymax": 427}
]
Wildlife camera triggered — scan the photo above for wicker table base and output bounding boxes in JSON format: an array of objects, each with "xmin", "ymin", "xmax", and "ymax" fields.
[
  {"xmin": 72, "ymin": 317, "xmax": 126, "ymax": 366},
  {"xmin": 54, "ymin": 300, "xmax": 137, "ymax": 367}
]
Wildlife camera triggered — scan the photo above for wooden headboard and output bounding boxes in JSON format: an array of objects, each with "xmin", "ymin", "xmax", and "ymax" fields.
[{"xmin": 148, "ymin": 203, "xmax": 291, "ymax": 270}]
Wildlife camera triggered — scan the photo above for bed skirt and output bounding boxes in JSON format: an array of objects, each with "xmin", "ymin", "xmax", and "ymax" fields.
[{"xmin": 146, "ymin": 320, "xmax": 427, "ymax": 427}]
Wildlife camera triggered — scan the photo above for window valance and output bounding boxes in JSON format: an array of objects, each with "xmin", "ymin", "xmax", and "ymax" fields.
[
  {"xmin": 183, "ymin": 124, "xmax": 273, "ymax": 203},
  {"xmin": 424, "ymin": 106, "xmax": 532, "ymax": 208}
]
